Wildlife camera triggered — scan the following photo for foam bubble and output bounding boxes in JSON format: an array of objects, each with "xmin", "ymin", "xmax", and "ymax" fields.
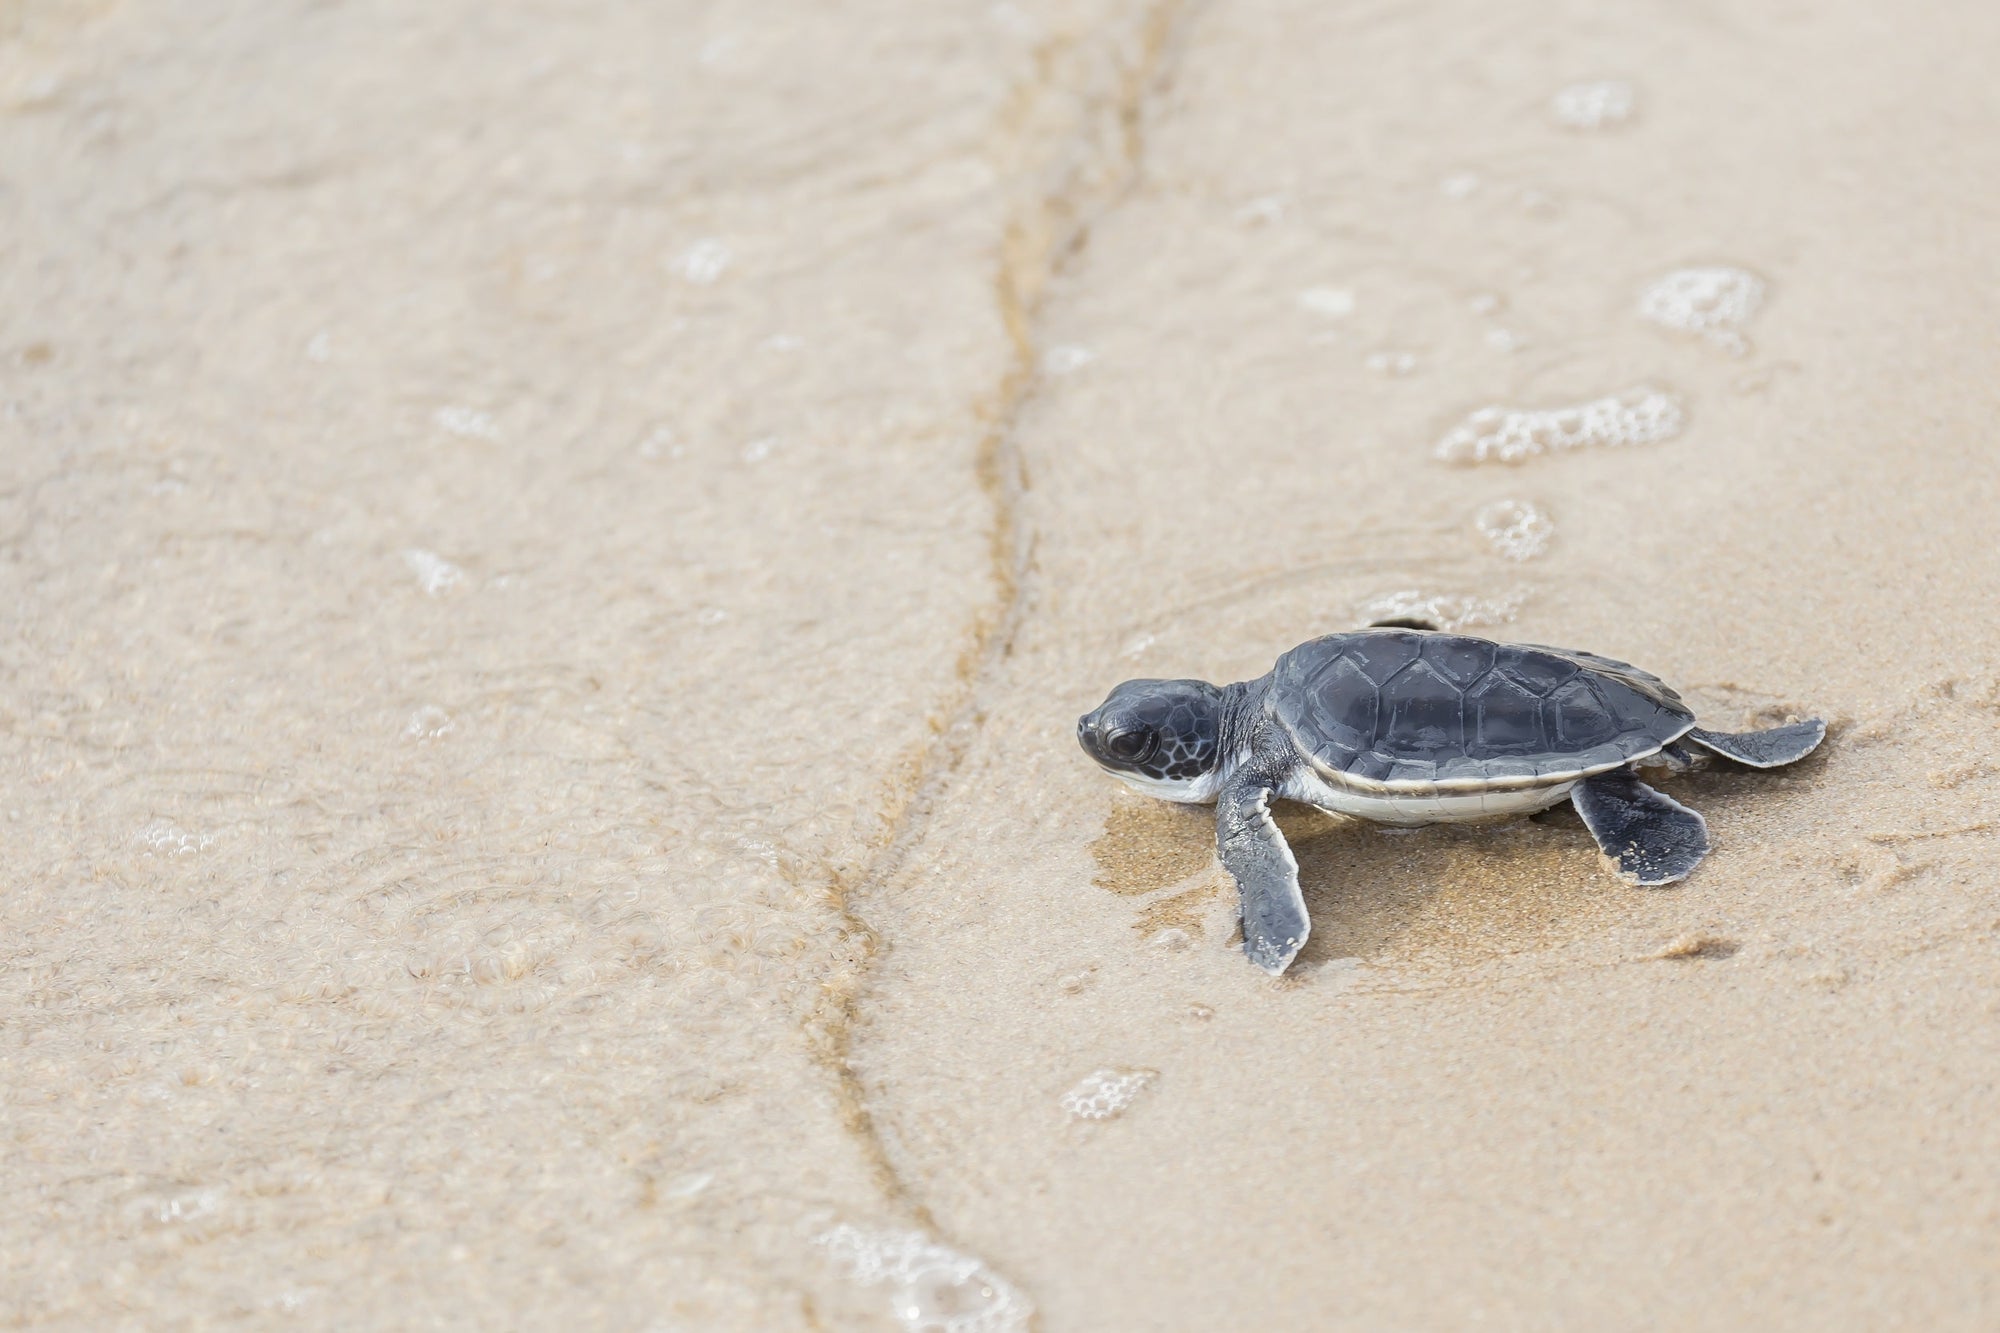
[
  {"xmin": 433, "ymin": 406, "xmax": 498, "ymax": 440},
  {"xmin": 1551, "ymin": 80, "xmax": 1636, "ymax": 129},
  {"xmin": 1474, "ymin": 499, "xmax": 1554, "ymax": 561},
  {"xmin": 1357, "ymin": 589, "xmax": 1525, "ymax": 630},
  {"xmin": 696, "ymin": 35, "xmax": 740, "ymax": 68},
  {"xmin": 403, "ymin": 548, "xmax": 466, "ymax": 596},
  {"xmin": 1235, "ymin": 194, "xmax": 1288, "ymax": 226},
  {"xmin": 816, "ymin": 1225, "xmax": 1031, "ymax": 1333},
  {"xmin": 636, "ymin": 426, "xmax": 680, "ymax": 459},
  {"xmin": 1364, "ymin": 350, "xmax": 1418, "ymax": 376},
  {"xmin": 989, "ymin": 4, "xmax": 1038, "ymax": 39},
  {"xmin": 1059, "ymin": 1067, "xmax": 1156, "ymax": 1121},
  {"xmin": 404, "ymin": 705, "xmax": 454, "ymax": 741},
  {"xmin": 1638, "ymin": 266, "xmax": 1764, "ymax": 355},
  {"xmin": 1440, "ymin": 172, "xmax": 1481, "ymax": 199},
  {"xmin": 1297, "ymin": 286, "xmax": 1356, "ymax": 318},
  {"xmin": 675, "ymin": 238, "xmax": 732, "ymax": 284},
  {"xmin": 664, "ymin": 1172, "xmax": 713, "ymax": 1200},
  {"xmin": 1434, "ymin": 388, "xmax": 1682, "ymax": 465},
  {"xmin": 137, "ymin": 822, "xmax": 216, "ymax": 856},
  {"xmin": 127, "ymin": 1184, "xmax": 226, "ymax": 1228},
  {"xmin": 1042, "ymin": 344, "xmax": 1095, "ymax": 375}
]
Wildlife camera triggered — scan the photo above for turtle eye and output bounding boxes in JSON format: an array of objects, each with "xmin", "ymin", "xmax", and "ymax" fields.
[{"xmin": 1105, "ymin": 728, "xmax": 1155, "ymax": 762}]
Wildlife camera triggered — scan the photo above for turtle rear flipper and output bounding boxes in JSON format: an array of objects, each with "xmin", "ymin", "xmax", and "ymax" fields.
[
  {"xmin": 1685, "ymin": 720, "xmax": 1826, "ymax": 769},
  {"xmin": 1572, "ymin": 772, "xmax": 1710, "ymax": 886}
]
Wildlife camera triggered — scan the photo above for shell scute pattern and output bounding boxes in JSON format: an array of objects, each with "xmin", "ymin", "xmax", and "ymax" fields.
[
  {"xmin": 1272, "ymin": 630, "xmax": 1695, "ymax": 792},
  {"xmin": 1465, "ymin": 670, "xmax": 1545, "ymax": 755},
  {"xmin": 1304, "ymin": 652, "xmax": 1377, "ymax": 752}
]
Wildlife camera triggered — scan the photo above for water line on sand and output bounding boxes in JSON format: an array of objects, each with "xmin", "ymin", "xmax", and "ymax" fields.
[{"xmin": 804, "ymin": 0, "xmax": 1195, "ymax": 1240}]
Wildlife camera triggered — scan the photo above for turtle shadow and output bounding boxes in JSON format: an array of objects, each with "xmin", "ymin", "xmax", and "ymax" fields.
[{"xmin": 1277, "ymin": 802, "xmax": 1631, "ymax": 969}]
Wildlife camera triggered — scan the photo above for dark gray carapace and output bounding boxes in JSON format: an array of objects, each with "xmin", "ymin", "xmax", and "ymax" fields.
[{"xmin": 1078, "ymin": 627, "xmax": 1827, "ymax": 975}]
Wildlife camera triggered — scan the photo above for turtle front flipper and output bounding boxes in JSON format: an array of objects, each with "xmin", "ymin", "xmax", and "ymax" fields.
[
  {"xmin": 1684, "ymin": 720, "xmax": 1826, "ymax": 769},
  {"xmin": 1571, "ymin": 772, "xmax": 1711, "ymax": 886},
  {"xmin": 1217, "ymin": 779, "xmax": 1309, "ymax": 975}
]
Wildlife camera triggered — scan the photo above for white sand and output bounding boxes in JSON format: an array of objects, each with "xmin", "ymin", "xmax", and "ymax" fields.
[{"xmin": 5, "ymin": 1, "xmax": 1999, "ymax": 1328}]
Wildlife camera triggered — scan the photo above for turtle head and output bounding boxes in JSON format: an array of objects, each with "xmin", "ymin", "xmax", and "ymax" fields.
[{"xmin": 1077, "ymin": 678, "xmax": 1226, "ymax": 803}]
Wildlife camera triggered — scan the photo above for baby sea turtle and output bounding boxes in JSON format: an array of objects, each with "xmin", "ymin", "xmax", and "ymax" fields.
[{"xmin": 1077, "ymin": 627, "xmax": 1824, "ymax": 975}]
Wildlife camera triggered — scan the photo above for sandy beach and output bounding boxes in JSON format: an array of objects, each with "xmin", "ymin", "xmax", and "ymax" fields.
[{"xmin": 5, "ymin": 1, "xmax": 1999, "ymax": 1327}]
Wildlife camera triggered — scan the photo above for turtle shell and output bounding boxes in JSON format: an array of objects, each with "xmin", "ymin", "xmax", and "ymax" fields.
[{"xmin": 1269, "ymin": 629, "xmax": 1695, "ymax": 792}]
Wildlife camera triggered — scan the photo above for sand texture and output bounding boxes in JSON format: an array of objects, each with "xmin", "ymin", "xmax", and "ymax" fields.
[{"xmin": 4, "ymin": 1, "xmax": 1999, "ymax": 1328}]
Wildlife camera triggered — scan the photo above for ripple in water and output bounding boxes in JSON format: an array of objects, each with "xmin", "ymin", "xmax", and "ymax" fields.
[
  {"xmin": 1434, "ymin": 388, "xmax": 1682, "ymax": 465},
  {"xmin": 1638, "ymin": 266, "xmax": 1764, "ymax": 355},
  {"xmin": 1060, "ymin": 1067, "xmax": 1156, "ymax": 1121},
  {"xmin": 1474, "ymin": 499, "xmax": 1553, "ymax": 561},
  {"xmin": 817, "ymin": 1225, "xmax": 1031, "ymax": 1333}
]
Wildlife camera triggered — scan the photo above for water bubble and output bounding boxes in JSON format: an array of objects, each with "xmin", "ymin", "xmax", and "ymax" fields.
[
  {"xmin": 1519, "ymin": 188, "xmax": 1559, "ymax": 217},
  {"xmin": 675, "ymin": 238, "xmax": 732, "ymax": 284},
  {"xmin": 1059, "ymin": 1067, "xmax": 1156, "ymax": 1122},
  {"xmin": 433, "ymin": 406, "xmax": 498, "ymax": 440},
  {"xmin": 1434, "ymin": 388, "xmax": 1683, "ymax": 465},
  {"xmin": 1467, "ymin": 292, "xmax": 1504, "ymax": 316},
  {"xmin": 403, "ymin": 705, "xmax": 454, "ymax": 741},
  {"xmin": 137, "ymin": 822, "xmax": 216, "ymax": 856},
  {"xmin": 127, "ymin": 1184, "xmax": 225, "ymax": 1228},
  {"xmin": 1638, "ymin": 266, "xmax": 1764, "ymax": 355},
  {"xmin": 1042, "ymin": 344, "xmax": 1095, "ymax": 375},
  {"xmin": 1483, "ymin": 328, "xmax": 1525, "ymax": 354},
  {"xmin": 664, "ymin": 1172, "xmax": 713, "ymax": 1200},
  {"xmin": 1147, "ymin": 928, "xmax": 1193, "ymax": 951},
  {"xmin": 1356, "ymin": 589, "xmax": 1525, "ymax": 631},
  {"xmin": 816, "ymin": 1225, "xmax": 1031, "ymax": 1333},
  {"xmin": 402, "ymin": 548, "xmax": 466, "ymax": 596},
  {"xmin": 1551, "ymin": 80, "xmax": 1636, "ymax": 129},
  {"xmin": 636, "ymin": 425, "xmax": 679, "ymax": 459},
  {"xmin": 695, "ymin": 608, "xmax": 728, "ymax": 627},
  {"xmin": 1235, "ymin": 193, "xmax": 1288, "ymax": 226},
  {"xmin": 1364, "ymin": 350, "xmax": 1418, "ymax": 376},
  {"xmin": 1440, "ymin": 172, "xmax": 1481, "ymax": 200},
  {"xmin": 989, "ymin": 4, "xmax": 1038, "ymax": 39},
  {"xmin": 1297, "ymin": 286, "xmax": 1356, "ymax": 318},
  {"xmin": 304, "ymin": 330, "xmax": 331, "ymax": 363},
  {"xmin": 1474, "ymin": 499, "xmax": 1554, "ymax": 561},
  {"xmin": 740, "ymin": 437, "xmax": 775, "ymax": 463}
]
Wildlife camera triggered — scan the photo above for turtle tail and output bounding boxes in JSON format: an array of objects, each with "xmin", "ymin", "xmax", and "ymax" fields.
[{"xmin": 1683, "ymin": 719, "xmax": 1826, "ymax": 769}]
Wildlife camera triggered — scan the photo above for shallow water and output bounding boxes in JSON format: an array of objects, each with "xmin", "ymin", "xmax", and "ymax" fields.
[{"xmin": 6, "ymin": 0, "xmax": 2000, "ymax": 1329}]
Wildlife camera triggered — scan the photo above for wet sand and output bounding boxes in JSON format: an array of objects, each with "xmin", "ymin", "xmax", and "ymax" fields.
[{"xmin": 5, "ymin": 1, "xmax": 2000, "ymax": 1328}]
